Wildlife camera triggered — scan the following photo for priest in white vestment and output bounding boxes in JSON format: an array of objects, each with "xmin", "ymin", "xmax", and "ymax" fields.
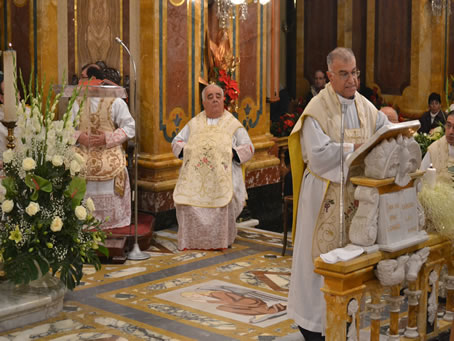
[
  {"xmin": 72, "ymin": 96, "xmax": 135, "ymax": 229},
  {"xmin": 172, "ymin": 84, "xmax": 254, "ymax": 250},
  {"xmin": 420, "ymin": 111, "xmax": 454, "ymax": 180},
  {"xmin": 287, "ymin": 47, "xmax": 390, "ymax": 339}
]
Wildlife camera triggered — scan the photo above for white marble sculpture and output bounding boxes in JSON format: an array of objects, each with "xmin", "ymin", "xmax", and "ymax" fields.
[
  {"xmin": 375, "ymin": 255, "xmax": 409, "ymax": 286},
  {"xmin": 364, "ymin": 137, "xmax": 400, "ymax": 180},
  {"xmin": 349, "ymin": 186, "xmax": 379, "ymax": 246},
  {"xmin": 347, "ymin": 299, "xmax": 359, "ymax": 341},
  {"xmin": 415, "ymin": 179, "xmax": 426, "ymax": 228},
  {"xmin": 406, "ymin": 247, "xmax": 430, "ymax": 282},
  {"xmin": 352, "ymin": 134, "xmax": 425, "ymax": 252},
  {"xmin": 364, "ymin": 135, "xmax": 421, "ymax": 187},
  {"xmin": 428, "ymin": 270, "xmax": 439, "ymax": 324}
]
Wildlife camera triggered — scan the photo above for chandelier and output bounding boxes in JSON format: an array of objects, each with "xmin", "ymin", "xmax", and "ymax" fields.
[
  {"xmin": 216, "ymin": 0, "xmax": 271, "ymax": 29},
  {"xmin": 430, "ymin": 0, "xmax": 451, "ymax": 17}
]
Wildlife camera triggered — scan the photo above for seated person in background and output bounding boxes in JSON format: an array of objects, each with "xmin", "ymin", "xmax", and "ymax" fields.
[
  {"xmin": 74, "ymin": 70, "xmax": 135, "ymax": 229},
  {"xmin": 305, "ymin": 70, "xmax": 326, "ymax": 106},
  {"xmin": 420, "ymin": 111, "xmax": 454, "ymax": 183},
  {"xmin": 381, "ymin": 106, "xmax": 399, "ymax": 123},
  {"xmin": 418, "ymin": 92, "xmax": 446, "ymax": 134}
]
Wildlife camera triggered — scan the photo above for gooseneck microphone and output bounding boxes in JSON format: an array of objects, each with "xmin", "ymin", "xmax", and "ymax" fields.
[{"xmin": 115, "ymin": 37, "xmax": 149, "ymax": 260}]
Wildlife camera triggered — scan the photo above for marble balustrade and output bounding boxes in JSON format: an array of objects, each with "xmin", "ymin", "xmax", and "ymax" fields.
[{"xmin": 314, "ymin": 234, "xmax": 453, "ymax": 340}]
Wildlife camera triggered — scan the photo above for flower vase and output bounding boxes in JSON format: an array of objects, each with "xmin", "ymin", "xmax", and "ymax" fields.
[
  {"xmin": 0, "ymin": 261, "xmax": 66, "ymax": 332},
  {"xmin": 21, "ymin": 260, "xmax": 64, "ymax": 291}
]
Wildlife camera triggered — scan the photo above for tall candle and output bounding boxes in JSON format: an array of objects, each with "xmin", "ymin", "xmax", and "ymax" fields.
[{"xmin": 2, "ymin": 49, "xmax": 17, "ymax": 122}]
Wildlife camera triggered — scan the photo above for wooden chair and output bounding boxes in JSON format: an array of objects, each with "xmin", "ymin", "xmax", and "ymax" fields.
[{"xmin": 282, "ymin": 195, "xmax": 293, "ymax": 255}]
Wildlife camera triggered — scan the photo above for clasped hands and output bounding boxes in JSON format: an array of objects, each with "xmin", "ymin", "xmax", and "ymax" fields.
[{"xmin": 78, "ymin": 130, "xmax": 106, "ymax": 147}]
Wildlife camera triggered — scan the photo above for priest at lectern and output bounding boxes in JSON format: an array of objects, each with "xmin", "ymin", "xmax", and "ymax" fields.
[
  {"xmin": 71, "ymin": 83, "xmax": 135, "ymax": 230},
  {"xmin": 287, "ymin": 47, "xmax": 390, "ymax": 339}
]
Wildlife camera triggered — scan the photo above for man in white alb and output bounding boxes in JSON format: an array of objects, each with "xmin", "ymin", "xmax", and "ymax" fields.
[
  {"xmin": 287, "ymin": 47, "xmax": 390, "ymax": 340},
  {"xmin": 172, "ymin": 84, "xmax": 254, "ymax": 250}
]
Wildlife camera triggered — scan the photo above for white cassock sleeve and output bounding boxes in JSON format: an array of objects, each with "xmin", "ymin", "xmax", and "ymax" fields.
[
  {"xmin": 302, "ymin": 117, "xmax": 353, "ymax": 184},
  {"xmin": 233, "ymin": 127, "xmax": 254, "ymax": 164},
  {"xmin": 171, "ymin": 124, "xmax": 189, "ymax": 159}
]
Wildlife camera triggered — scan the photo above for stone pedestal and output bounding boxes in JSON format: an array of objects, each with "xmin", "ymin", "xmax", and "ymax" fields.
[{"xmin": 0, "ymin": 274, "xmax": 66, "ymax": 332}]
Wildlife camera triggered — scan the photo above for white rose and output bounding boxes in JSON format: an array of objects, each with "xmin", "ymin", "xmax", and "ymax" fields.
[
  {"xmin": 86, "ymin": 198, "xmax": 96, "ymax": 213},
  {"xmin": 50, "ymin": 216, "xmax": 63, "ymax": 232},
  {"xmin": 25, "ymin": 202, "xmax": 40, "ymax": 216},
  {"xmin": 70, "ymin": 160, "xmax": 81, "ymax": 175},
  {"xmin": 52, "ymin": 155, "xmax": 64, "ymax": 167},
  {"xmin": 2, "ymin": 200, "xmax": 14, "ymax": 213},
  {"xmin": 75, "ymin": 205, "xmax": 87, "ymax": 220},
  {"xmin": 22, "ymin": 157, "xmax": 36, "ymax": 171},
  {"xmin": 3, "ymin": 149, "xmax": 14, "ymax": 163}
]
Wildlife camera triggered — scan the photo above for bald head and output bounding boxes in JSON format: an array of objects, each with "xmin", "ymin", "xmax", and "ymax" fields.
[{"xmin": 381, "ymin": 106, "xmax": 398, "ymax": 123}]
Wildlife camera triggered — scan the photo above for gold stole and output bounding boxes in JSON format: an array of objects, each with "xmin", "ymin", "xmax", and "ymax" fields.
[
  {"xmin": 428, "ymin": 136, "xmax": 454, "ymax": 183},
  {"xmin": 173, "ymin": 111, "xmax": 242, "ymax": 207},
  {"xmin": 288, "ymin": 83, "xmax": 378, "ymax": 261},
  {"xmin": 76, "ymin": 98, "xmax": 126, "ymax": 196}
]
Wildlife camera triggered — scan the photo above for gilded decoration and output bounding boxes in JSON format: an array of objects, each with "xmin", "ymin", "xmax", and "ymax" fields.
[{"xmin": 169, "ymin": 0, "xmax": 186, "ymax": 7}]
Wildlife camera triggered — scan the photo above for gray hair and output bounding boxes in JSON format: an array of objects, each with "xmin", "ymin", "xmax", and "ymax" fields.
[
  {"xmin": 327, "ymin": 47, "xmax": 355, "ymax": 71},
  {"xmin": 202, "ymin": 83, "xmax": 224, "ymax": 102}
]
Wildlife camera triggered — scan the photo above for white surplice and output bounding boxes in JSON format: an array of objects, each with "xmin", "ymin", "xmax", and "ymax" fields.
[
  {"xmin": 72, "ymin": 98, "xmax": 135, "ymax": 229},
  {"xmin": 172, "ymin": 115, "xmax": 254, "ymax": 250},
  {"xmin": 287, "ymin": 95, "xmax": 389, "ymax": 333}
]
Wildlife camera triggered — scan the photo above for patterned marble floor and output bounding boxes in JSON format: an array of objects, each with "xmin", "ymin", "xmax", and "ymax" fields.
[{"xmin": 0, "ymin": 226, "xmax": 298, "ymax": 341}]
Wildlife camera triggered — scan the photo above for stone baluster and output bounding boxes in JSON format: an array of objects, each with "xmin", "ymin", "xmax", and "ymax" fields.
[
  {"xmin": 404, "ymin": 281, "xmax": 422, "ymax": 338},
  {"xmin": 385, "ymin": 285, "xmax": 404, "ymax": 340},
  {"xmin": 444, "ymin": 275, "xmax": 454, "ymax": 322},
  {"xmin": 367, "ymin": 301, "xmax": 386, "ymax": 341}
]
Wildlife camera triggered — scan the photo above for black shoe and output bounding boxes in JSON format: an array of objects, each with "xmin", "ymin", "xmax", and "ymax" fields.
[{"xmin": 297, "ymin": 326, "xmax": 325, "ymax": 341}]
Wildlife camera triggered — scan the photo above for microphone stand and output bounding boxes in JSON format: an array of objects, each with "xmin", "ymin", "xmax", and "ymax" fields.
[
  {"xmin": 116, "ymin": 37, "xmax": 150, "ymax": 260},
  {"xmin": 339, "ymin": 103, "xmax": 347, "ymax": 248}
]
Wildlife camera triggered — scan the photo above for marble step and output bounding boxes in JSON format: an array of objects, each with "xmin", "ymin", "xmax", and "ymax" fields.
[{"xmin": 0, "ymin": 274, "xmax": 66, "ymax": 332}]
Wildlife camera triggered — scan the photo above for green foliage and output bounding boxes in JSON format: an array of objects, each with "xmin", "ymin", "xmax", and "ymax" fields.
[{"xmin": 0, "ymin": 71, "xmax": 106, "ymax": 290}]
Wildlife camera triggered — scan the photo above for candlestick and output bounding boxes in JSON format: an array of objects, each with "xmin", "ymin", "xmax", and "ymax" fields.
[
  {"xmin": 425, "ymin": 166, "xmax": 436, "ymax": 189},
  {"xmin": 2, "ymin": 48, "xmax": 17, "ymax": 122}
]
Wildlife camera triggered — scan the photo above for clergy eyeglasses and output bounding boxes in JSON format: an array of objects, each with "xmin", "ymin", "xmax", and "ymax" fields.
[{"xmin": 332, "ymin": 69, "xmax": 360, "ymax": 80}]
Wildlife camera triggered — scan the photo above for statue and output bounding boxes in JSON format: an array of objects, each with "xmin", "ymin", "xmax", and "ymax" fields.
[{"xmin": 206, "ymin": 29, "xmax": 240, "ymax": 112}]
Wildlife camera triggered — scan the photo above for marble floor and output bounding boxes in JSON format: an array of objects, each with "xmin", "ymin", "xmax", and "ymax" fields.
[
  {"xmin": 1, "ymin": 224, "xmax": 451, "ymax": 341},
  {"xmin": 0, "ymin": 225, "xmax": 302, "ymax": 341}
]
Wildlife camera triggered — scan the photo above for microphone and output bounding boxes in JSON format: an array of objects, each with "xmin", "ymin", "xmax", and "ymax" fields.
[
  {"xmin": 114, "ymin": 37, "xmax": 149, "ymax": 260},
  {"xmin": 339, "ymin": 102, "xmax": 347, "ymax": 248}
]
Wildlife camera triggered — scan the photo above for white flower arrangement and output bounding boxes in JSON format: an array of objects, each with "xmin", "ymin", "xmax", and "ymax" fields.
[{"xmin": 0, "ymin": 74, "xmax": 107, "ymax": 290}]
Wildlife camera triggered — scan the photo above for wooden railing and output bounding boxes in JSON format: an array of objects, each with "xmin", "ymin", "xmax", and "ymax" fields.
[{"xmin": 314, "ymin": 234, "xmax": 453, "ymax": 340}]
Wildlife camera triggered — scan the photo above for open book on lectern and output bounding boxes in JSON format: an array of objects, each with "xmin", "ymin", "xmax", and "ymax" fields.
[{"xmin": 345, "ymin": 120, "xmax": 421, "ymax": 171}]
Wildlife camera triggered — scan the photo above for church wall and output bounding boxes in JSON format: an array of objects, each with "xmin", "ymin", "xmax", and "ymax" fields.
[{"xmin": 295, "ymin": 0, "xmax": 452, "ymax": 118}]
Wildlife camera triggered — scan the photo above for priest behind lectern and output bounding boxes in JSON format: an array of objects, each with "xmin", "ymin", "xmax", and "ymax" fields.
[
  {"xmin": 72, "ymin": 85, "xmax": 135, "ymax": 229},
  {"xmin": 172, "ymin": 84, "xmax": 254, "ymax": 250},
  {"xmin": 287, "ymin": 47, "xmax": 390, "ymax": 339}
]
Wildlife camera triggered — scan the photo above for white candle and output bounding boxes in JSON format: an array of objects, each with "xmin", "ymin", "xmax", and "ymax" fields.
[
  {"xmin": 425, "ymin": 166, "xmax": 436, "ymax": 189},
  {"xmin": 2, "ymin": 48, "xmax": 17, "ymax": 122}
]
